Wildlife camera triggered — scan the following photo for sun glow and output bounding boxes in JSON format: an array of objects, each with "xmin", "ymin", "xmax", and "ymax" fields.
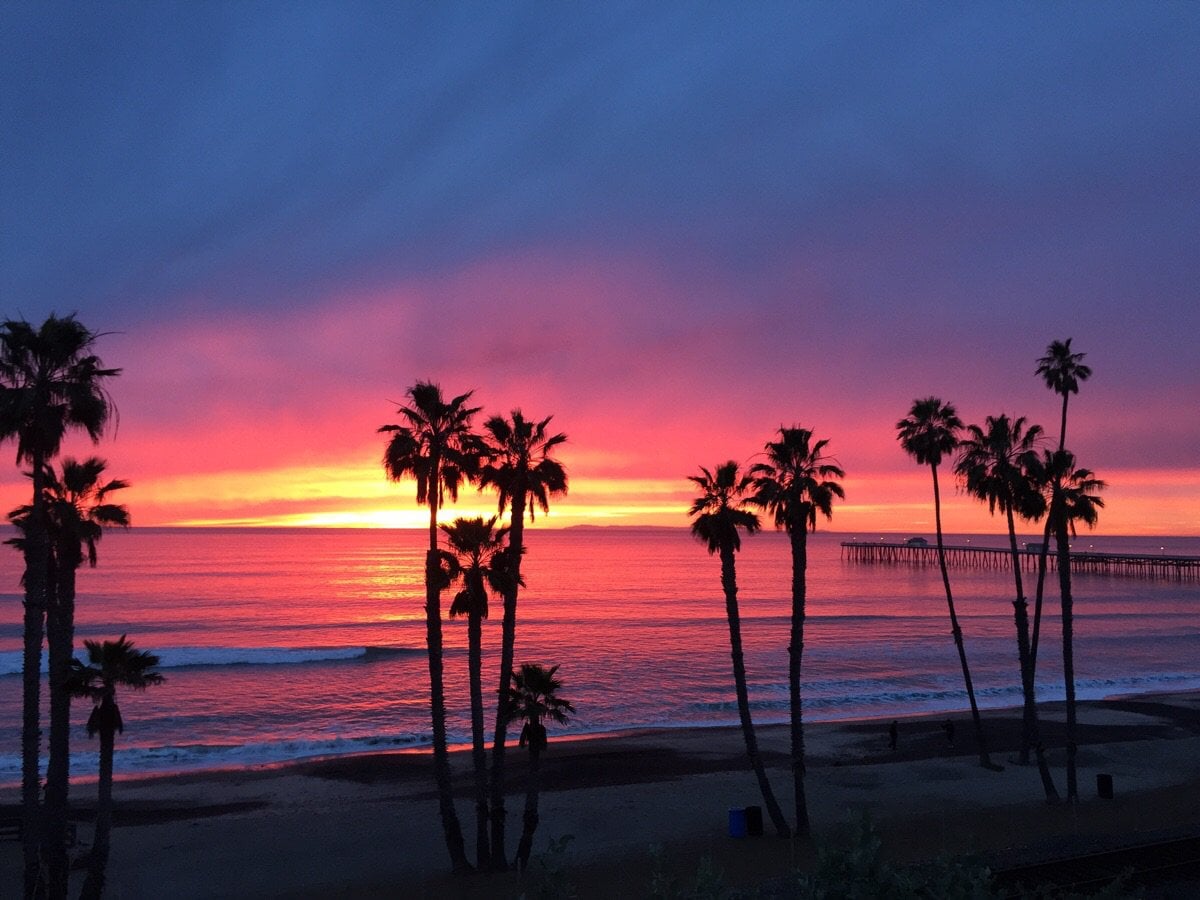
[{"xmin": 8, "ymin": 454, "xmax": 1193, "ymax": 536}]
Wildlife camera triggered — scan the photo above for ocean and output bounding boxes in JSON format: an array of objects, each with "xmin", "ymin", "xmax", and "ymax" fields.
[{"xmin": 1, "ymin": 527, "xmax": 1197, "ymax": 784}]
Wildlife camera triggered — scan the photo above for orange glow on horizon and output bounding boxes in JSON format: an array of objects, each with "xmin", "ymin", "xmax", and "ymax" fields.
[{"xmin": 6, "ymin": 461, "xmax": 1185, "ymax": 537}]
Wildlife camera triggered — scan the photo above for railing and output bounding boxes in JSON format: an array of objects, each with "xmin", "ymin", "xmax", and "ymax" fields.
[{"xmin": 840, "ymin": 541, "xmax": 1200, "ymax": 580}]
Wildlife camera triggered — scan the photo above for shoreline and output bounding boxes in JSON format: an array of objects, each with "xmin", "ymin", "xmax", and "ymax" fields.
[
  {"xmin": 8, "ymin": 683, "xmax": 1198, "ymax": 793},
  {"xmin": 4, "ymin": 691, "xmax": 1199, "ymax": 897},
  {"xmin": 3, "ymin": 685, "xmax": 1196, "ymax": 793}
]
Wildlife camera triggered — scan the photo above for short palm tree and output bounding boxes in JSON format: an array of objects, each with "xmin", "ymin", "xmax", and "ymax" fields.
[
  {"xmin": 506, "ymin": 663, "xmax": 574, "ymax": 872},
  {"xmin": 749, "ymin": 428, "xmax": 844, "ymax": 836},
  {"xmin": 1043, "ymin": 450, "xmax": 1105, "ymax": 802},
  {"xmin": 69, "ymin": 635, "xmax": 163, "ymax": 900},
  {"xmin": 380, "ymin": 381, "xmax": 485, "ymax": 873},
  {"xmin": 442, "ymin": 515, "xmax": 515, "ymax": 870},
  {"xmin": 1031, "ymin": 340, "xmax": 1093, "ymax": 672},
  {"xmin": 478, "ymin": 410, "xmax": 567, "ymax": 868},
  {"xmin": 956, "ymin": 415, "xmax": 1059, "ymax": 802},
  {"xmin": 897, "ymin": 399, "xmax": 994, "ymax": 769},
  {"xmin": 0, "ymin": 314, "xmax": 119, "ymax": 895},
  {"xmin": 689, "ymin": 461, "xmax": 790, "ymax": 838}
]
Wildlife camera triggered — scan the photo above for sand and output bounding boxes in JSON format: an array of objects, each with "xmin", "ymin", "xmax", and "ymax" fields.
[{"xmin": 3, "ymin": 693, "xmax": 1200, "ymax": 898}]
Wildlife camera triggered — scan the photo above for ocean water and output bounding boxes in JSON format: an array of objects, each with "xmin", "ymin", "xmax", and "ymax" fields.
[{"xmin": 1, "ymin": 527, "xmax": 1197, "ymax": 784}]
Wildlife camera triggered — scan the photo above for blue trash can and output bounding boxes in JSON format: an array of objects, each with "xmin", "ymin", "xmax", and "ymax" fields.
[{"xmin": 728, "ymin": 807, "xmax": 747, "ymax": 838}]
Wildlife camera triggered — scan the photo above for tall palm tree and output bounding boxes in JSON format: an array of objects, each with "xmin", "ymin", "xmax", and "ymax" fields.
[
  {"xmin": 1043, "ymin": 450, "xmax": 1105, "ymax": 802},
  {"xmin": 689, "ymin": 461, "xmax": 790, "ymax": 838},
  {"xmin": 506, "ymin": 663, "xmax": 574, "ymax": 872},
  {"xmin": 9, "ymin": 458, "xmax": 130, "ymax": 899},
  {"xmin": 380, "ymin": 381, "xmax": 485, "ymax": 873},
  {"xmin": 749, "ymin": 428, "xmax": 844, "ymax": 836},
  {"xmin": 1036, "ymin": 339, "xmax": 1092, "ymax": 452},
  {"xmin": 442, "ymin": 515, "xmax": 515, "ymax": 870},
  {"xmin": 0, "ymin": 314, "xmax": 119, "ymax": 895},
  {"xmin": 896, "ymin": 399, "xmax": 994, "ymax": 770},
  {"xmin": 1031, "ymin": 340, "xmax": 1093, "ymax": 672},
  {"xmin": 955, "ymin": 415, "xmax": 1059, "ymax": 803},
  {"xmin": 68, "ymin": 635, "xmax": 163, "ymax": 900},
  {"xmin": 478, "ymin": 410, "xmax": 567, "ymax": 868}
]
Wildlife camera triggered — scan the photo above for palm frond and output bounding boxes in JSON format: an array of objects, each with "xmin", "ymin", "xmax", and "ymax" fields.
[
  {"xmin": 1036, "ymin": 338, "xmax": 1092, "ymax": 396},
  {"xmin": 687, "ymin": 460, "xmax": 761, "ymax": 553}
]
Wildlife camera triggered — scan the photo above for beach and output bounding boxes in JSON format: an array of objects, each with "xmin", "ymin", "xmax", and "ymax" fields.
[{"xmin": 4, "ymin": 692, "xmax": 1199, "ymax": 897}]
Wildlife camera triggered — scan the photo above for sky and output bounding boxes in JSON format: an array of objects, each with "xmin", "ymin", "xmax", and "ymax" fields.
[{"xmin": 2, "ymin": 3, "xmax": 1198, "ymax": 535}]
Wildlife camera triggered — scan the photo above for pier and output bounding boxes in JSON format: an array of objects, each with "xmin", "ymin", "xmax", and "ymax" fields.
[{"xmin": 840, "ymin": 541, "xmax": 1200, "ymax": 580}]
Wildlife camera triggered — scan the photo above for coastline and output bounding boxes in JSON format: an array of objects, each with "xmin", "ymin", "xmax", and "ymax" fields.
[{"xmin": 4, "ymin": 691, "xmax": 1199, "ymax": 897}]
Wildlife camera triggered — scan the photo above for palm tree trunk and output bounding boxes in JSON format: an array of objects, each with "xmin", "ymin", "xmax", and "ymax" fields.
[
  {"xmin": 22, "ymin": 455, "xmax": 48, "ymax": 899},
  {"xmin": 467, "ymin": 609, "xmax": 490, "ymax": 869},
  {"xmin": 786, "ymin": 527, "xmax": 810, "ymax": 837},
  {"xmin": 44, "ymin": 562, "xmax": 76, "ymax": 900},
  {"xmin": 1032, "ymin": 394, "xmax": 1070, "ymax": 680},
  {"xmin": 488, "ymin": 489, "xmax": 526, "ymax": 869},
  {"xmin": 1054, "ymin": 508, "xmax": 1079, "ymax": 801},
  {"xmin": 424, "ymin": 485, "xmax": 470, "ymax": 873},
  {"xmin": 720, "ymin": 543, "xmax": 790, "ymax": 838},
  {"xmin": 514, "ymin": 742, "xmax": 541, "ymax": 872},
  {"xmin": 79, "ymin": 726, "xmax": 114, "ymax": 900},
  {"xmin": 931, "ymin": 465, "xmax": 993, "ymax": 769},
  {"xmin": 1030, "ymin": 515, "xmax": 1053, "ymax": 675},
  {"xmin": 1058, "ymin": 394, "xmax": 1070, "ymax": 454},
  {"xmin": 1005, "ymin": 507, "xmax": 1059, "ymax": 802}
]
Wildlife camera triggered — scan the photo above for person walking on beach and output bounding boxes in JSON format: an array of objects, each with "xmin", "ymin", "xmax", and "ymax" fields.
[
  {"xmin": 944, "ymin": 720, "xmax": 956, "ymax": 746},
  {"xmin": 888, "ymin": 720, "xmax": 899, "ymax": 750}
]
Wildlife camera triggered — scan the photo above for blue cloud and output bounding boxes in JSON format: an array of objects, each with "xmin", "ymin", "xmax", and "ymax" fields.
[{"xmin": 2, "ymin": 2, "xmax": 1197, "ymax": 355}]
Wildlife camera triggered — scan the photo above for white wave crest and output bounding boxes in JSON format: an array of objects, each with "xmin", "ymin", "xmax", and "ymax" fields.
[{"xmin": 0, "ymin": 644, "xmax": 421, "ymax": 676}]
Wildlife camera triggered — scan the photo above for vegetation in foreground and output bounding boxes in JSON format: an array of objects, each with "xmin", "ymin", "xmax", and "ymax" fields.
[{"xmin": 521, "ymin": 817, "xmax": 1140, "ymax": 899}]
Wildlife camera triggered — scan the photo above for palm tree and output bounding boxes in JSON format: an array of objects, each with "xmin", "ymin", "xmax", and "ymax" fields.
[
  {"xmin": 689, "ymin": 462, "xmax": 791, "ymax": 838},
  {"xmin": 896, "ymin": 399, "xmax": 994, "ymax": 770},
  {"xmin": 478, "ymin": 410, "xmax": 567, "ymax": 868},
  {"xmin": 68, "ymin": 635, "xmax": 163, "ymax": 900},
  {"xmin": 380, "ymin": 381, "xmax": 485, "ymax": 873},
  {"xmin": 1036, "ymin": 339, "xmax": 1092, "ymax": 452},
  {"xmin": 1031, "ymin": 340, "xmax": 1092, "ymax": 672},
  {"xmin": 9, "ymin": 458, "xmax": 130, "ymax": 899},
  {"xmin": 0, "ymin": 314, "xmax": 119, "ymax": 895},
  {"xmin": 749, "ymin": 428, "xmax": 844, "ymax": 836},
  {"xmin": 955, "ymin": 415, "xmax": 1059, "ymax": 803},
  {"xmin": 442, "ymin": 515, "xmax": 515, "ymax": 870},
  {"xmin": 1043, "ymin": 450, "xmax": 1105, "ymax": 802},
  {"xmin": 506, "ymin": 663, "xmax": 574, "ymax": 872}
]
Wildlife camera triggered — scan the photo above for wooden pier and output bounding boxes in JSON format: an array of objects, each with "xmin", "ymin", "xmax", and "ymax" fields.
[{"xmin": 840, "ymin": 541, "xmax": 1200, "ymax": 580}]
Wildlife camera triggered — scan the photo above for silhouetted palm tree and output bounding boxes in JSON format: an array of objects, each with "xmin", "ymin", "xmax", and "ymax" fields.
[
  {"xmin": 956, "ymin": 415, "xmax": 1059, "ymax": 802},
  {"xmin": 1042, "ymin": 450, "xmax": 1105, "ymax": 801},
  {"xmin": 380, "ymin": 381, "xmax": 484, "ymax": 873},
  {"xmin": 443, "ymin": 515, "xmax": 515, "ymax": 870},
  {"xmin": 68, "ymin": 635, "xmax": 163, "ymax": 900},
  {"xmin": 0, "ymin": 314, "xmax": 119, "ymax": 895},
  {"xmin": 506, "ymin": 663, "xmax": 574, "ymax": 872},
  {"xmin": 689, "ymin": 462, "xmax": 790, "ymax": 838},
  {"xmin": 749, "ymin": 428, "xmax": 844, "ymax": 835},
  {"xmin": 1031, "ymin": 340, "xmax": 1093, "ymax": 672},
  {"xmin": 1036, "ymin": 339, "xmax": 1092, "ymax": 452},
  {"xmin": 897, "ymin": 399, "xmax": 994, "ymax": 770},
  {"xmin": 10, "ymin": 458, "xmax": 130, "ymax": 899},
  {"xmin": 478, "ymin": 410, "xmax": 567, "ymax": 869}
]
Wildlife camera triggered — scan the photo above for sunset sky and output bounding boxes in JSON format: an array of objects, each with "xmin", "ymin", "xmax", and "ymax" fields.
[{"xmin": 2, "ymin": 4, "xmax": 1198, "ymax": 535}]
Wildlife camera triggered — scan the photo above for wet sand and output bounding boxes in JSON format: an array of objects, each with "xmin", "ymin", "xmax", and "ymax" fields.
[{"xmin": 3, "ymin": 692, "xmax": 1199, "ymax": 897}]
